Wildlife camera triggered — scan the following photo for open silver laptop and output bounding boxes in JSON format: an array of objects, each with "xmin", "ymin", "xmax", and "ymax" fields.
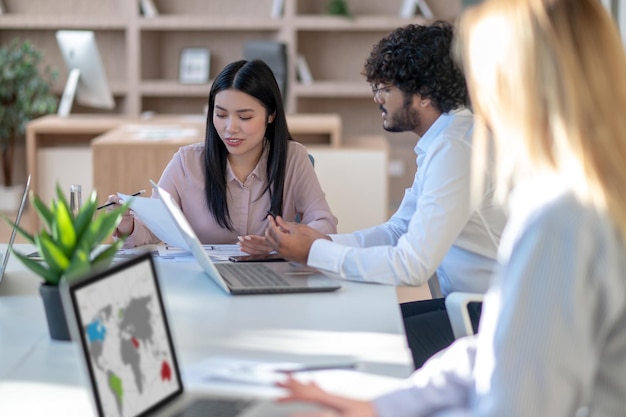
[
  {"xmin": 0, "ymin": 175, "xmax": 31, "ymax": 284},
  {"xmin": 61, "ymin": 252, "xmax": 318, "ymax": 417},
  {"xmin": 150, "ymin": 181, "xmax": 341, "ymax": 295}
]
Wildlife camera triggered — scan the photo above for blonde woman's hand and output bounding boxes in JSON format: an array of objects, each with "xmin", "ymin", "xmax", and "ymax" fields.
[{"xmin": 276, "ymin": 375, "xmax": 378, "ymax": 417}]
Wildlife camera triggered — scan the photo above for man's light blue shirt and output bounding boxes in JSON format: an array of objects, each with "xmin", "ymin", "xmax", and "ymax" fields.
[{"xmin": 307, "ymin": 108, "xmax": 507, "ymax": 295}]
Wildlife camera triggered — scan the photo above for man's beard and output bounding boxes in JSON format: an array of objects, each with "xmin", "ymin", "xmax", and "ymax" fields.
[{"xmin": 382, "ymin": 97, "xmax": 419, "ymax": 133}]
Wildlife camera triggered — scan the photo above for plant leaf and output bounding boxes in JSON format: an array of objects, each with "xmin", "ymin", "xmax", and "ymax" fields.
[
  {"xmin": 63, "ymin": 250, "xmax": 91, "ymax": 283},
  {"xmin": 92, "ymin": 240, "xmax": 125, "ymax": 266},
  {"xmin": 11, "ymin": 250, "xmax": 58, "ymax": 285},
  {"xmin": 74, "ymin": 191, "xmax": 98, "ymax": 240},
  {"xmin": 0, "ymin": 212, "xmax": 34, "ymax": 243},
  {"xmin": 51, "ymin": 185, "xmax": 76, "ymax": 256},
  {"xmin": 78, "ymin": 206, "xmax": 126, "ymax": 254},
  {"xmin": 35, "ymin": 232, "xmax": 69, "ymax": 276},
  {"xmin": 31, "ymin": 193, "xmax": 54, "ymax": 230}
]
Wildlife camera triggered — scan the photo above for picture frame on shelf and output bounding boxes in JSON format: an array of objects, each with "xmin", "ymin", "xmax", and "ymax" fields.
[{"xmin": 179, "ymin": 48, "xmax": 210, "ymax": 84}]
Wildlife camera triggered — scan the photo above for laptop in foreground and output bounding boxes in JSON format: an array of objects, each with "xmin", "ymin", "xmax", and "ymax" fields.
[
  {"xmin": 0, "ymin": 175, "xmax": 31, "ymax": 284},
  {"xmin": 147, "ymin": 180, "xmax": 341, "ymax": 295},
  {"xmin": 61, "ymin": 252, "xmax": 319, "ymax": 417}
]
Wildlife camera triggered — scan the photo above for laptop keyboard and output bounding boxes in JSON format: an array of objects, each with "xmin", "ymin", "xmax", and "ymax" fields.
[
  {"xmin": 174, "ymin": 398, "xmax": 256, "ymax": 417},
  {"xmin": 217, "ymin": 263, "xmax": 291, "ymax": 287}
]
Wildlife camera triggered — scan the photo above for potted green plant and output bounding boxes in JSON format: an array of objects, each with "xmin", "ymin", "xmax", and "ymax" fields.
[
  {"xmin": 327, "ymin": 0, "xmax": 352, "ymax": 18},
  {"xmin": 0, "ymin": 38, "xmax": 58, "ymax": 204},
  {"xmin": 3, "ymin": 186, "xmax": 129, "ymax": 341}
]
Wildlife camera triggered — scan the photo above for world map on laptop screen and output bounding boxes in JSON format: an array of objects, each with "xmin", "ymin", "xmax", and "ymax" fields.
[{"xmin": 72, "ymin": 258, "xmax": 182, "ymax": 417}]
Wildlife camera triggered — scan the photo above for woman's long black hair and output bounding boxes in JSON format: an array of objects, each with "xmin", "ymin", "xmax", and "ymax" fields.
[{"xmin": 204, "ymin": 59, "xmax": 292, "ymax": 231}]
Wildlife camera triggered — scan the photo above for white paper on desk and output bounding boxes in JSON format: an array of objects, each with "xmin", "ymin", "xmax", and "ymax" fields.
[
  {"xmin": 119, "ymin": 193, "xmax": 189, "ymax": 249},
  {"xmin": 183, "ymin": 357, "xmax": 405, "ymax": 400},
  {"xmin": 156, "ymin": 244, "xmax": 246, "ymax": 260},
  {"xmin": 185, "ymin": 358, "xmax": 296, "ymax": 386}
]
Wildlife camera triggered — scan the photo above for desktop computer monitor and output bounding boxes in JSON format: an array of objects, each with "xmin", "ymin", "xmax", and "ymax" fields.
[{"xmin": 55, "ymin": 30, "xmax": 115, "ymax": 117}]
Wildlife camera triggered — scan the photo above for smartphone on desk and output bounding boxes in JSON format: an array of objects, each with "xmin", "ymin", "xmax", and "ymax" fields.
[{"xmin": 228, "ymin": 253, "xmax": 286, "ymax": 263}]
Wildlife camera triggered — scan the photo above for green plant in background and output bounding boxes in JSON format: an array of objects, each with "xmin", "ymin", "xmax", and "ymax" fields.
[
  {"xmin": 327, "ymin": 0, "xmax": 351, "ymax": 17},
  {"xmin": 3, "ymin": 186, "xmax": 129, "ymax": 285},
  {"xmin": 0, "ymin": 38, "xmax": 58, "ymax": 187}
]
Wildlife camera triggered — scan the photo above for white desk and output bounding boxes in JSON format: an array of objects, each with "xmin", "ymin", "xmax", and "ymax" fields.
[{"xmin": 0, "ymin": 244, "xmax": 413, "ymax": 416}]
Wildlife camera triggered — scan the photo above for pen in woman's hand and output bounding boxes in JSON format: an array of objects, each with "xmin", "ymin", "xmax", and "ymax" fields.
[{"xmin": 96, "ymin": 189, "xmax": 146, "ymax": 210}]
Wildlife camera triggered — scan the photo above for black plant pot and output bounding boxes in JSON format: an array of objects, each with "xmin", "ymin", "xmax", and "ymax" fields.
[{"xmin": 39, "ymin": 284, "xmax": 71, "ymax": 341}]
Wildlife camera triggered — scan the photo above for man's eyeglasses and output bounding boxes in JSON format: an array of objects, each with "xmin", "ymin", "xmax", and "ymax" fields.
[{"xmin": 371, "ymin": 84, "xmax": 394, "ymax": 99}]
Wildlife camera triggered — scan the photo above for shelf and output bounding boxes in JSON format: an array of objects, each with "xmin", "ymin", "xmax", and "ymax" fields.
[
  {"xmin": 293, "ymin": 81, "xmax": 372, "ymax": 98},
  {"xmin": 140, "ymin": 81, "xmax": 212, "ymax": 97},
  {"xmin": 0, "ymin": 15, "xmax": 127, "ymax": 29},
  {"xmin": 138, "ymin": 16, "xmax": 283, "ymax": 31},
  {"xmin": 294, "ymin": 15, "xmax": 428, "ymax": 30},
  {"xmin": 52, "ymin": 80, "xmax": 128, "ymax": 97}
]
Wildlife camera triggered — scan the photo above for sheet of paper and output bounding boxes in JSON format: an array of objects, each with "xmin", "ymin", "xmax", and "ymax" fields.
[
  {"xmin": 119, "ymin": 193, "xmax": 188, "ymax": 249},
  {"xmin": 156, "ymin": 244, "xmax": 246, "ymax": 260},
  {"xmin": 183, "ymin": 357, "xmax": 405, "ymax": 400}
]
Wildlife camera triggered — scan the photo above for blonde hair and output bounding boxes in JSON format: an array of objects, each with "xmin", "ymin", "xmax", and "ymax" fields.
[{"xmin": 458, "ymin": 0, "xmax": 626, "ymax": 242}]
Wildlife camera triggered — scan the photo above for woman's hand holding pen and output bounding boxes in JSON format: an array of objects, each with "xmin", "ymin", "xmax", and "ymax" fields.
[{"xmin": 105, "ymin": 194, "xmax": 135, "ymax": 236}]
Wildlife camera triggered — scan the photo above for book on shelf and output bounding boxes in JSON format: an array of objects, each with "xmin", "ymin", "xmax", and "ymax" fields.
[
  {"xmin": 271, "ymin": 0, "xmax": 285, "ymax": 18},
  {"xmin": 139, "ymin": 0, "xmax": 159, "ymax": 17},
  {"xmin": 399, "ymin": 0, "xmax": 434, "ymax": 19},
  {"xmin": 296, "ymin": 54, "xmax": 314, "ymax": 85}
]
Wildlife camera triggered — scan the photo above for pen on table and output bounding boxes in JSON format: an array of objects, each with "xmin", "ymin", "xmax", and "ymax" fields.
[
  {"xmin": 274, "ymin": 363, "xmax": 358, "ymax": 374},
  {"xmin": 96, "ymin": 189, "xmax": 146, "ymax": 210}
]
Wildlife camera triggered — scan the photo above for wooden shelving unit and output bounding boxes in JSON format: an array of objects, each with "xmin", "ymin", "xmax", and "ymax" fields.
[
  {"xmin": 0, "ymin": 0, "xmax": 460, "ymax": 137},
  {"xmin": 1, "ymin": 0, "xmax": 461, "ymax": 208}
]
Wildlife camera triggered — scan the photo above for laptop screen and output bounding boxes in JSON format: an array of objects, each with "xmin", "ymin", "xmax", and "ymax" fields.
[
  {"xmin": 67, "ymin": 254, "xmax": 184, "ymax": 417},
  {"xmin": 0, "ymin": 175, "xmax": 31, "ymax": 282}
]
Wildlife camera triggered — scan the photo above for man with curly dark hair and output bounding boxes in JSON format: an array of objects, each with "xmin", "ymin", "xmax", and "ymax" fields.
[{"xmin": 266, "ymin": 22, "xmax": 507, "ymax": 368}]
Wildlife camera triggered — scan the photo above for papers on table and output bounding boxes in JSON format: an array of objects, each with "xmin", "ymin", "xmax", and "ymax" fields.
[
  {"xmin": 119, "ymin": 192, "xmax": 188, "ymax": 249},
  {"xmin": 185, "ymin": 357, "xmax": 357, "ymax": 386},
  {"xmin": 157, "ymin": 244, "xmax": 246, "ymax": 261},
  {"xmin": 183, "ymin": 357, "xmax": 405, "ymax": 400},
  {"xmin": 118, "ymin": 192, "xmax": 246, "ymax": 259},
  {"xmin": 123, "ymin": 124, "xmax": 199, "ymax": 141}
]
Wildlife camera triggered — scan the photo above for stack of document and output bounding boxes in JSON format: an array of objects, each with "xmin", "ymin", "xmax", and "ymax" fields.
[{"xmin": 118, "ymin": 192, "xmax": 247, "ymax": 259}]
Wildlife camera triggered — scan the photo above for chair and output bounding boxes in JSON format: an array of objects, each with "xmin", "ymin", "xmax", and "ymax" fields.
[{"xmin": 445, "ymin": 292, "xmax": 484, "ymax": 339}]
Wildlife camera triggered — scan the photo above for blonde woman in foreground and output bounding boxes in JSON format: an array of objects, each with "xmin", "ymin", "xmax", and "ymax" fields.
[{"xmin": 275, "ymin": 0, "xmax": 626, "ymax": 416}]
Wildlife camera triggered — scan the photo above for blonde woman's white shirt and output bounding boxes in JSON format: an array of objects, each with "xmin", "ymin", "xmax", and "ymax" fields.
[{"xmin": 374, "ymin": 176, "xmax": 626, "ymax": 417}]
